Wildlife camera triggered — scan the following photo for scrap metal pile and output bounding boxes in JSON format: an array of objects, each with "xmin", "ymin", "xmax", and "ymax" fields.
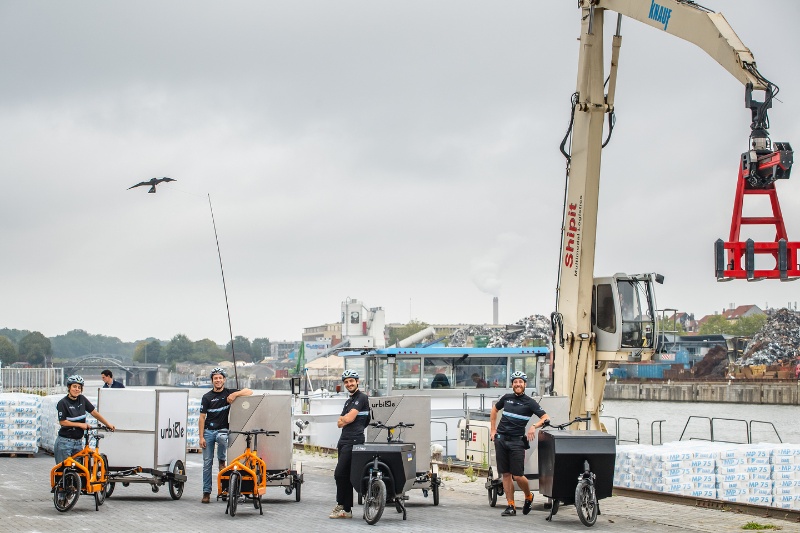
[
  {"xmin": 739, "ymin": 308, "xmax": 800, "ymax": 365},
  {"xmin": 448, "ymin": 314, "xmax": 551, "ymax": 348}
]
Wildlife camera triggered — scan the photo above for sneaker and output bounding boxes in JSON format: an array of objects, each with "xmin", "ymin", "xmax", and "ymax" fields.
[
  {"xmin": 330, "ymin": 509, "xmax": 353, "ymax": 519},
  {"xmin": 328, "ymin": 504, "xmax": 344, "ymax": 518},
  {"xmin": 501, "ymin": 505, "xmax": 516, "ymax": 517},
  {"xmin": 201, "ymin": 493, "xmax": 210, "ymax": 504},
  {"xmin": 523, "ymin": 495, "xmax": 534, "ymax": 515}
]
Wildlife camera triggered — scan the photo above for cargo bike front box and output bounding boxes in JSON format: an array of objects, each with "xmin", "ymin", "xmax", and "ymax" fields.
[
  {"xmin": 223, "ymin": 393, "xmax": 303, "ymax": 501},
  {"xmin": 97, "ymin": 388, "xmax": 189, "ymax": 499}
]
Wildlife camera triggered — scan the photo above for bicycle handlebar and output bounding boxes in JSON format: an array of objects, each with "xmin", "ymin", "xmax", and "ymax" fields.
[
  {"xmin": 369, "ymin": 421, "xmax": 415, "ymax": 430},
  {"xmin": 83, "ymin": 425, "xmax": 112, "ymax": 443},
  {"xmin": 542, "ymin": 417, "xmax": 591, "ymax": 430},
  {"xmin": 228, "ymin": 429, "xmax": 279, "ymax": 436}
]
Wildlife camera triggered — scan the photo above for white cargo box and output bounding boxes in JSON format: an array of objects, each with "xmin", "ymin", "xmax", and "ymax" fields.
[{"xmin": 97, "ymin": 388, "xmax": 188, "ymax": 470}]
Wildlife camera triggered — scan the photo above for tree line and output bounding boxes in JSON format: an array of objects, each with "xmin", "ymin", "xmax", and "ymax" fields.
[{"xmin": 0, "ymin": 328, "xmax": 271, "ymax": 367}]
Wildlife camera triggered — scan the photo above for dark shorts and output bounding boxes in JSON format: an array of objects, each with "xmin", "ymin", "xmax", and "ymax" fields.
[{"xmin": 494, "ymin": 434, "xmax": 527, "ymax": 477}]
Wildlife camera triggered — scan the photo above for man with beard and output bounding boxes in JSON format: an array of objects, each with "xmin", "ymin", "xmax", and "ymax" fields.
[
  {"xmin": 329, "ymin": 369, "xmax": 370, "ymax": 518},
  {"xmin": 490, "ymin": 371, "xmax": 550, "ymax": 517}
]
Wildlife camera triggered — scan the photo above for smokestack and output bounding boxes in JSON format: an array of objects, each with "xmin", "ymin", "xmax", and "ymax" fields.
[{"xmin": 493, "ymin": 297, "xmax": 498, "ymax": 325}]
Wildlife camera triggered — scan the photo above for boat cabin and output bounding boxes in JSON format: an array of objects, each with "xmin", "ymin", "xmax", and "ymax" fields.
[{"xmin": 340, "ymin": 347, "xmax": 550, "ymax": 396}]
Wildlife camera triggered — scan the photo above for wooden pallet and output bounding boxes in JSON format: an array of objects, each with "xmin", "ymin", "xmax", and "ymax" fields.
[{"xmin": 0, "ymin": 451, "xmax": 36, "ymax": 458}]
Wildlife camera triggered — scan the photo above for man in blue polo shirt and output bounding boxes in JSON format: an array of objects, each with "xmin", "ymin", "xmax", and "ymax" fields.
[{"xmin": 490, "ymin": 371, "xmax": 550, "ymax": 517}]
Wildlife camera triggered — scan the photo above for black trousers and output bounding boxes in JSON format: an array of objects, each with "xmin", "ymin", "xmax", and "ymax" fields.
[{"xmin": 334, "ymin": 439, "xmax": 362, "ymax": 511}]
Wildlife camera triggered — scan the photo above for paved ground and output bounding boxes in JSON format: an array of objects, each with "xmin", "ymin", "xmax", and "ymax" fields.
[{"xmin": 2, "ymin": 451, "xmax": 799, "ymax": 533}]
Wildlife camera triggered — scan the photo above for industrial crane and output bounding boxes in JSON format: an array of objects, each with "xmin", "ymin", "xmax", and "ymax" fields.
[{"xmin": 551, "ymin": 0, "xmax": 795, "ymax": 427}]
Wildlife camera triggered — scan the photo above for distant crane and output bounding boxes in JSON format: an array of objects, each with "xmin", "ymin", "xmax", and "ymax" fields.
[{"xmin": 127, "ymin": 176, "xmax": 176, "ymax": 193}]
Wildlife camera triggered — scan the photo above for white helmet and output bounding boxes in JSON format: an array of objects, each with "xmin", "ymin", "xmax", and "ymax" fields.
[
  {"xmin": 210, "ymin": 367, "xmax": 227, "ymax": 378},
  {"xmin": 66, "ymin": 375, "xmax": 85, "ymax": 387},
  {"xmin": 510, "ymin": 371, "xmax": 528, "ymax": 383},
  {"xmin": 341, "ymin": 369, "xmax": 360, "ymax": 381}
]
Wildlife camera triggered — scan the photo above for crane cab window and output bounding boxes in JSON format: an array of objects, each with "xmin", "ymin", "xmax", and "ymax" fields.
[
  {"xmin": 594, "ymin": 284, "xmax": 616, "ymax": 333},
  {"xmin": 618, "ymin": 280, "xmax": 653, "ymax": 349}
]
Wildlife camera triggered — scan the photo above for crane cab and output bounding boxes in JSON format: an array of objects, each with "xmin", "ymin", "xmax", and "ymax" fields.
[{"xmin": 592, "ymin": 273, "xmax": 663, "ymax": 360}]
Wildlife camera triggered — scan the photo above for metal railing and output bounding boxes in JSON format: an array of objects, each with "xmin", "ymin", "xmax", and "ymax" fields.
[
  {"xmin": 679, "ymin": 416, "xmax": 783, "ymax": 444},
  {"xmin": 430, "ymin": 419, "xmax": 451, "ymax": 458},
  {"xmin": 462, "ymin": 393, "xmax": 489, "ymax": 413},
  {"xmin": 599, "ymin": 415, "xmax": 640, "ymax": 444},
  {"xmin": 1, "ymin": 367, "xmax": 65, "ymax": 394},
  {"xmin": 651, "ymin": 420, "xmax": 666, "ymax": 446}
]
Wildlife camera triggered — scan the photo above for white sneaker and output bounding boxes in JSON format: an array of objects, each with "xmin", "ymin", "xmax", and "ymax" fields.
[
  {"xmin": 330, "ymin": 509, "xmax": 352, "ymax": 519},
  {"xmin": 329, "ymin": 505, "xmax": 344, "ymax": 518}
]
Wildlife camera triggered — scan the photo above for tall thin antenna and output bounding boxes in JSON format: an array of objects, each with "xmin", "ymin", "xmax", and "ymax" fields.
[{"xmin": 208, "ymin": 194, "xmax": 239, "ymax": 389}]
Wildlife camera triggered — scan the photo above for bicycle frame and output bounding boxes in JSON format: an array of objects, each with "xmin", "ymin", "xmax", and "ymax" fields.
[
  {"xmin": 217, "ymin": 431, "xmax": 277, "ymax": 496},
  {"xmin": 50, "ymin": 430, "xmax": 108, "ymax": 495}
]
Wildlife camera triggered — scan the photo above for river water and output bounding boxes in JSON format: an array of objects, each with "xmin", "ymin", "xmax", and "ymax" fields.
[{"xmin": 602, "ymin": 399, "xmax": 799, "ymax": 445}]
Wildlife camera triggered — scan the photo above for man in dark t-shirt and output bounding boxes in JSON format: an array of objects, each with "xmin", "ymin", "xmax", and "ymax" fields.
[
  {"xmin": 55, "ymin": 375, "xmax": 115, "ymax": 464},
  {"xmin": 198, "ymin": 367, "xmax": 252, "ymax": 503},
  {"xmin": 490, "ymin": 371, "xmax": 550, "ymax": 517},
  {"xmin": 329, "ymin": 369, "xmax": 370, "ymax": 519}
]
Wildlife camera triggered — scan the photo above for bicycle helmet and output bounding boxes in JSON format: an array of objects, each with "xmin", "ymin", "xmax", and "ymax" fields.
[
  {"xmin": 66, "ymin": 375, "xmax": 85, "ymax": 387},
  {"xmin": 210, "ymin": 367, "xmax": 227, "ymax": 378},
  {"xmin": 341, "ymin": 369, "xmax": 360, "ymax": 381},
  {"xmin": 510, "ymin": 371, "xmax": 528, "ymax": 383}
]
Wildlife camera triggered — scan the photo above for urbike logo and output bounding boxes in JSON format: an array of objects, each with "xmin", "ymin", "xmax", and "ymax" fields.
[
  {"xmin": 563, "ymin": 197, "xmax": 583, "ymax": 276},
  {"xmin": 160, "ymin": 418, "xmax": 185, "ymax": 440},
  {"xmin": 648, "ymin": 0, "xmax": 672, "ymax": 31},
  {"xmin": 371, "ymin": 400, "xmax": 396, "ymax": 408}
]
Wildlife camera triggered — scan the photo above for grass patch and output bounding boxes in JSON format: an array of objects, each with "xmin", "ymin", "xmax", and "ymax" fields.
[{"xmin": 742, "ymin": 521, "xmax": 781, "ymax": 530}]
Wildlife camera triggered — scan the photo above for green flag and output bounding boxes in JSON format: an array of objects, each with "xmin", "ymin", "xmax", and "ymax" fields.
[{"xmin": 294, "ymin": 342, "xmax": 306, "ymax": 375}]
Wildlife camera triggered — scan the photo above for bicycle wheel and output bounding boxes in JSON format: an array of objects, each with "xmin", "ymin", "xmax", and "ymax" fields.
[
  {"xmin": 95, "ymin": 454, "xmax": 109, "ymax": 506},
  {"xmin": 363, "ymin": 478, "xmax": 386, "ymax": 525},
  {"xmin": 227, "ymin": 471, "xmax": 241, "ymax": 517},
  {"xmin": 105, "ymin": 482, "xmax": 116, "ymax": 498},
  {"xmin": 432, "ymin": 474, "xmax": 439, "ymax": 506},
  {"xmin": 168, "ymin": 460, "xmax": 185, "ymax": 500},
  {"xmin": 488, "ymin": 487, "xmax": 497, "ymax": 507},
  {"xmin": 295, "ymin": 479, "xmax": 301, "ymax": 502},
  {"xmin": 54, "ymin": 470, "xmax": 81, "ymax": 512},
  {"xmin": 575, "ymin": 479, "xmax": 597, "ymax": 527}
]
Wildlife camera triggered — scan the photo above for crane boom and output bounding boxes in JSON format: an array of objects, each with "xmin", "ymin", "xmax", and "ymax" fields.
[
  {"xmin": 554, "ymin": 0, "xmax": 783, "ymax": 427},
  {"xmin": 593, "ymin": 0, "xmax": 765, "ymax": 89}
]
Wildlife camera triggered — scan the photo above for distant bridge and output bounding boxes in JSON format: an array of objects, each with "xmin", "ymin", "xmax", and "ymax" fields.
[{"xmin": 61, "ymin": 354, "xmax": 161, "ymax": 386}]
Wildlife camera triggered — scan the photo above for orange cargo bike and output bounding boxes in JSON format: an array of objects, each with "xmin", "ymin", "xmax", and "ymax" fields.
[
  {"xmin": 217, "ymin": 428, "xmax": 278, "ymax": 516},
  {"xmin": 50, "ymin": 426, "xmax": 111, "ymax": 512}
]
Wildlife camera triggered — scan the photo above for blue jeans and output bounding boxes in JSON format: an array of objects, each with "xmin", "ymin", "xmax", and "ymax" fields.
[
  {"xmin": 54, "ymin": 436, "xmax": 83, "ymax": 464},
  {"xmin": 202, "ymin": 429, "xmax": 228, "ymax": 494}
]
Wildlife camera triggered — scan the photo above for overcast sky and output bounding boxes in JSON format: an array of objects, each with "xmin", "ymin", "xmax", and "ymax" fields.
[{"xmin": 1, "ymin": 1, "xmax": 799, "ymax": 346}]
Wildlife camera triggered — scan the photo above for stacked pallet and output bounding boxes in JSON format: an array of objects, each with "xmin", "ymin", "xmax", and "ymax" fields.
[
  {"xmin": 615, "ymin": 442, "xmax": 800, "ymax": 509},
  {"xmin": 0, "ymin": 393, "xmax": 41, "ymax": 455},
  {"xmin": 40, "ymin": 394, "xmax": 99, "ymax": 453},
  {"xmin": 187, "ymin": 398, "xmax": 201, "ymax": 450}
]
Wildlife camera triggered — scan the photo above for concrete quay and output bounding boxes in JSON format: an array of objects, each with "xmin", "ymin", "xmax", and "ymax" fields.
[
  {"xmin": 2, "ymin": 452, "xmax": 800, "ymax": 533},
  {"xmin": 605, "ymin": 381, "xmax": 800, "ymax": 405}
]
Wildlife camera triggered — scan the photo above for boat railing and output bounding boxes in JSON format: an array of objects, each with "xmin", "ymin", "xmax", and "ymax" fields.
[
  {"xmin": 679, "ymin": 416, "xmax": 783, "ymax": 444},
  {"xmin": 462, "ymin": 393, "xmax": 490, "ymax": 413}
]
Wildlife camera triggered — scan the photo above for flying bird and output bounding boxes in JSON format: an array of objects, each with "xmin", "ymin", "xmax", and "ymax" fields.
[{"xmin": 127, "ymin": 177, "xmax": 176, "ymax": 193}]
